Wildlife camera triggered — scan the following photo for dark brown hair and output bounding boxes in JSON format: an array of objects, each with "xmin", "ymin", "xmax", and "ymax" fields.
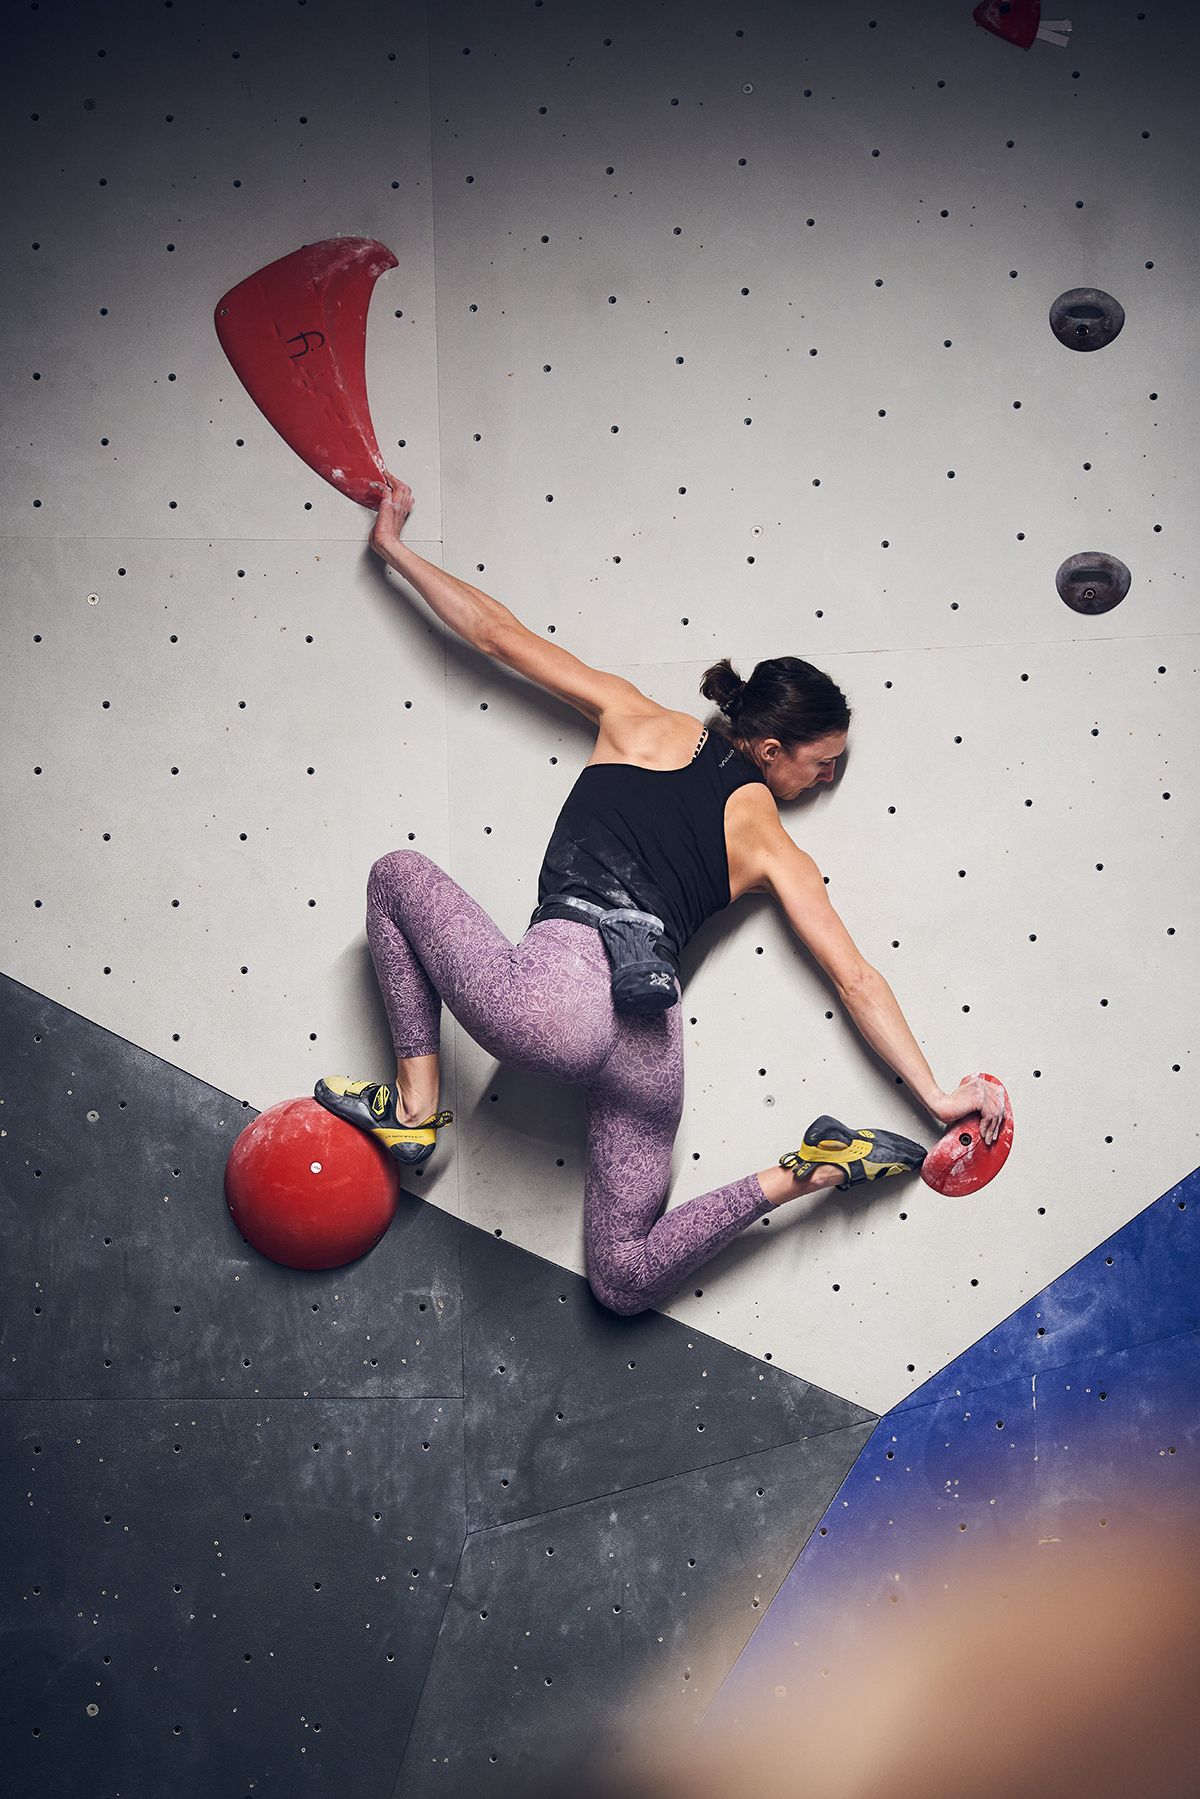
[{"xmin": 699, "ymin": 656, "xmax": 851, "ymax": 748}]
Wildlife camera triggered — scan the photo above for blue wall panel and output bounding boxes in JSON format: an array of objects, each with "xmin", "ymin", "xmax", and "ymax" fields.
[
  {"xmin": 705, "ymin": 1170, "xmax": 1200, "ymax": 1720},
  {"xmin": 894, "ymin": 1169, "xmax": 1200, "ymax": 1412}
]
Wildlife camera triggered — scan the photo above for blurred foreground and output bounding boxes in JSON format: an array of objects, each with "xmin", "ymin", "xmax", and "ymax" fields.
[{"xmin": 509, "ymin": 1503, "xmax": 1199, "ymax": 1799}]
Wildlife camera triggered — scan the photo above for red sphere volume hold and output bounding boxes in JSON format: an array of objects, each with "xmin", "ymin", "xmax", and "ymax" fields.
[{"xmin": 224, "ymin": 1096, "xmax": 401, "ymax": 1270}]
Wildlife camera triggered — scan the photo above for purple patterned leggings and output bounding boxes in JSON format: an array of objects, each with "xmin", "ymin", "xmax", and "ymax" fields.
[{"xmin": 365, "ymin": 850, "xmax": 775, "ymax": 1316}]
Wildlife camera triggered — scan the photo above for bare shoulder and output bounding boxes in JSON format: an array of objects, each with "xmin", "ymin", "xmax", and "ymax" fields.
[
  {"xmin": 587, "ymin": 706, "xmax": 705, "ymax": 767},
  {"xmin": 725, "ymin": 779, "xmax": 780, "ymax": 900}
]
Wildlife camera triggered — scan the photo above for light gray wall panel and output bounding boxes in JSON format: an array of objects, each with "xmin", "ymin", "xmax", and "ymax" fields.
[
  {"xmin": 4, "ymin": 1, "xmax": 442, "ymax": 543},
  {"xmin": 3, "ymin": 533, "xmax": 453, "ymax": 1114},
  {"xmin": 425, "ymin": 1, "xmax": 1199, "ymax": 1412},
  {"xmin": 445, "ymin": 635, "xmax": 1195, "ymax": 1411}
]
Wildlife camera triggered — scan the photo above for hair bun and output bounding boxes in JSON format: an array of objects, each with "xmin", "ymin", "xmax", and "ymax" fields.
[{"xmin": 699, "ymin": 657, "xmax": 758, "ymax": 724}]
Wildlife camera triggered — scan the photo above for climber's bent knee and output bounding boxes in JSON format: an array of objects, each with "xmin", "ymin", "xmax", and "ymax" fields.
[{"xmin": 588, "ymin": 1278, "xmax": 652, "ymax": 1319}]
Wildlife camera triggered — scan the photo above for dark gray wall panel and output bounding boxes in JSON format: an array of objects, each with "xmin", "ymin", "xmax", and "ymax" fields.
[
  {"xmin": 0, "ymin": 969, "xmax": 877, "ymax": 1797},
  {"xmin": 460, "ymin": 1226, "xmax": 874, "ymax": 1531},
  {"xmin": 2, "ymin": 1397, "xmax": 466, "ymax": 1799},
  {"xmin": 0, "ymin": 974, "xmax": 465, "ymax": 1402},
  {"xmin": 398, "ymin": 1424, "xmax": 875, "ymax": 1799}
]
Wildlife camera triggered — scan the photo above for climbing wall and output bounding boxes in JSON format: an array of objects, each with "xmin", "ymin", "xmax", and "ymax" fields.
[{"xmin": 2, "ymin": 1, "xmax": 1197, "ymax": 1794}]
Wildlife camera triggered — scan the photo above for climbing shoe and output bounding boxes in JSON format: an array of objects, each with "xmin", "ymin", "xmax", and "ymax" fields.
[
  {"xmin": 780, "ymin": 1115, "xmax": 927, "ymax": 1192},
  {"xmin": 314, "ymin": 1076, "xmax": 454, "ymax": 1167}
]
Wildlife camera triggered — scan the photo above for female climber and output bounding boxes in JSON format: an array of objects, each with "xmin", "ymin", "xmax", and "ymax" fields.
[{"xmin": 315, "ymin": 476, "xmax": 1006, "ymax": 1316}]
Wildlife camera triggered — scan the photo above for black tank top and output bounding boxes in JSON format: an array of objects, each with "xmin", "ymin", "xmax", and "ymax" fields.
[{"xmin": 531, "ymin": 728, "xmax": 768, "ymax": 977}]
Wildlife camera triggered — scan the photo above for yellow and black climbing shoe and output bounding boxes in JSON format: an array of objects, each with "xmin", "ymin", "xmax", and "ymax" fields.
[
  {"xmin": 780, "ymin": 1115, "xmax": 927, "ymax": 1192},
  {"xmin": 314, "ymin": 1076, "xmax": 454, "ymax": 1167}
]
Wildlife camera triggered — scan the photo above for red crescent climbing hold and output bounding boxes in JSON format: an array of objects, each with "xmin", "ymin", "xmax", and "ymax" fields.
[
  {"xmin": 972, "ymin": 0, "xmax": 1041, "ymax": 51},
  {"xmin": 921, "ymin": 1072, "xmax": 1014, "ymax": 1196},
  {"xmin": 214, "ymin": 237, "xmax": 398, "ymax": 508}
]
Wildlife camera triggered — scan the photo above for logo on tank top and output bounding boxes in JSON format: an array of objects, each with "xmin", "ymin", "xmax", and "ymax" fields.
[{"xmin": 718, "ymin": 747, "xmax": 734, "ymax": 768}]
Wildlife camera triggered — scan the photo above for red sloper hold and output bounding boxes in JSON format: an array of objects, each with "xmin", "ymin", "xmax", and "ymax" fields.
[
  {"xmin": 214, "ymin": 237, "xmax": 398, "ymax": 508},
  {"xmin": 920, "ymin": 1072, "xmax": 1014, "ymax": 1197},
  {"xmin": 972, "ymin": 0, "xmax": 1041, "ymax": 50}
]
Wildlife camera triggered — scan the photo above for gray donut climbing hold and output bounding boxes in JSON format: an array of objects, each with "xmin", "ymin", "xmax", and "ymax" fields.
[
  {"xmin": 1055, "ymin": 551, "xmax": 1131, "ymax": 615},
  {"xmin": 1049, "ymin": 288, "xmax": 1126, "ymax": 351}
]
